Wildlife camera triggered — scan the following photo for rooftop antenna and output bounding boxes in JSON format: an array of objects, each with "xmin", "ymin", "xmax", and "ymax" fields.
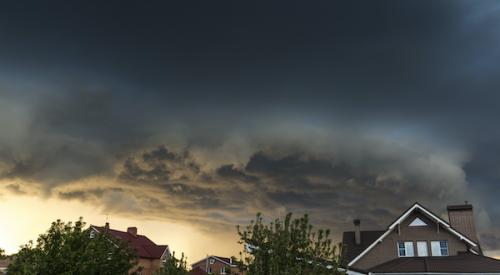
[{"xmin": 105, "ymin": 214, "xmax": 110, "ymax": 229}]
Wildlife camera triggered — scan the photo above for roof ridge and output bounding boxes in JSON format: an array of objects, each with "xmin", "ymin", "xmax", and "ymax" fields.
[{"xmin": 92, "ymin": 225, "xmax": 153, "ymax": 240}]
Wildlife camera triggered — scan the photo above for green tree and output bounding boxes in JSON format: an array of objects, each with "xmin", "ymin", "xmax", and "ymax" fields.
[
  {"xmin": 8, "ymin": 218, "xmax": 138, "ymax": 275},
  {"xmin": 154, "ymin": 252, "xmax": 188, "ymax": 275},
  {"xmin": 237, "ymin": 213, "xmax": 344, "ymax": 275},
  {"xmin": 0, "ymin": 248, "xmax": 5, "ymax": 259}
]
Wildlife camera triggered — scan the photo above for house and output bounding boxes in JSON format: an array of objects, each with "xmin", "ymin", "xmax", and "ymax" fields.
[
  {"xmin": 90, "ymin": 223, "xmax": 170, "ymax": 275},
  {"xmin": 191, "ymin": 255, "xmax": 244, "ymax": 275},
  {"xmin": 0, "ymin": 257, "xmax": 12, "ymax": 275},
  {"xmin": 341, "ymin": 202, "xmax": 500, "ymax": 274}
]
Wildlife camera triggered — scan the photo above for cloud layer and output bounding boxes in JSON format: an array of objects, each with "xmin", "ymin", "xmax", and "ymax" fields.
[{"xmin": 1, "ymin": 0, "xmax": 500, "ymax": 254}]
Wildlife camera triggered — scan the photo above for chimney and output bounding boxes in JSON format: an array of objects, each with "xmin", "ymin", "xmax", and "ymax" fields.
[
  {"xmin": 447, "ymin": 203, "xmax": 478, "ymax": 242},
  {"xmin": 104, "ymin": 222, "xmax": 110, "ymax": 229},
  {"xmin": 127, "ymin": 227, "xmax": 138, "ymax": 237},
  {"xmin": 354, "ymin": 219, "xmax": 361, "ymax": 245}
]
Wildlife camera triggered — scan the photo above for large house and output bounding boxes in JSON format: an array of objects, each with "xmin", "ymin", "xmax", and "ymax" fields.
[
  {"xmin": 191, "ymin": 255, "xmax": 244, "ymax": 275},
  {"xmin": 341, "ymin": 202, "xmax": 500, "ymax": 274},
  {"xmin": 90, "ymin": 223, "xmax": 170, "ymax": 275}
]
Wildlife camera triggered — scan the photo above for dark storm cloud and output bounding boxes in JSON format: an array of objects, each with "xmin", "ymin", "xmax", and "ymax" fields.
[
  {"xmin": 45, "ymin": 142, "xmax": 468, "ymax": 237},
  {"xmin": 216, "ymin": 164, "xmax": 259, "ymax": 183},
  {"xmin": 0, "ymin": 0, "xmax": 500, "ymax": 255},
  {"xmin": 119, "ymin": 145, "xmax": 200, "ymax": 185}
]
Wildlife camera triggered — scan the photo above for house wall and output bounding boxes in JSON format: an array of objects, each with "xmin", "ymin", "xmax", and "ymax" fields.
[
  {"xmin": 131, "ymin": 258, "xmax": 163, "ymax": 275},
  {"xmin": 192, "ymin": 259, "xmax": 228, "ymax": 274},
  {"xmin": 352, "ymin": 211, "xmax": 469, "ymax": 270}
]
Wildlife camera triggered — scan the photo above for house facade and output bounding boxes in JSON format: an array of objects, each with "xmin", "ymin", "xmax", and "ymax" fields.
[
  {"xmin": 191, "ymin": 255, "xmax": 244, "ymax": 275},
  {"xmin": 90, "ymin": 223, "xmax": 170, "ymax": 275},
  {"xmin": 341, "ymin": 203, "xmax": 500, "ymax": 274}
]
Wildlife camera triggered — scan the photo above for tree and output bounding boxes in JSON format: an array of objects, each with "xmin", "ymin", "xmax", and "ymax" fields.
[
  {"xmin": 8, "ymin": 218, "xmax": 138, "ymax": 275},
  {"xmin": 154, "ymin": 252, "xmax": 188, "ymax": 275},
  {"xmin": 237, "ymin": 213, "xmax": 344, "ymax": 275},
  {"xmin": 0, "ymin": 248, "xmax": 5, "ymax": 259}
]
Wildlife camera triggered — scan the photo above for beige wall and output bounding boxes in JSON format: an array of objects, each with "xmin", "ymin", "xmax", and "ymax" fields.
[
  {"xmin": 130, "ymin": 258, "xmax": 163, "ymax": 275},
  {"xmin": 353, "ymin": 212, "xmax": 469, "ymax": 270}
]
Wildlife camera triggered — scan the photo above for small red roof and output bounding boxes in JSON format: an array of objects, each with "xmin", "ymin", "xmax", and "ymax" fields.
[{"xmin": 91, "ymin": 225, "xmax": 169, "ymax": 259}]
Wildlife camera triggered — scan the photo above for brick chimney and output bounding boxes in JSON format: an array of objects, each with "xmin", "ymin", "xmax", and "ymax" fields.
[
  {"xmin": 354, "ymin": 219, "xmax": 361, "ymax": 245},
  {"xmin": 127, "ymin": 227, "xmax": 138, "ymax": 237},
  {"xmin": 447, "ymin": 203, "xmax": 478, "ymax": 242}
]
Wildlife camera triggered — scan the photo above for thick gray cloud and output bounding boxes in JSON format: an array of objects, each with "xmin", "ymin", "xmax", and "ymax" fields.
[{"xmin": 0, "ymin": 0, "xmax": 500, "ymax": 254}]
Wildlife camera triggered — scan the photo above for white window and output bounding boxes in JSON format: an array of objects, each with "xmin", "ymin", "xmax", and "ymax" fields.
[
  {"xmin": 207, "ymin": 267, "xmax": 212, "ymax": 273},
  {"xmin": 398, "ymin": 241, "xmax": 414, "ymax": 257},
  {"xmin": 209, "ymin": 258, "xmax": 215, "ymax": 264},
  {"xmin": 431, "ymin": 240, "xmax": 449, "ymax": 256},
  {"xmin": 417, "ymin": 241, "xmax": 428, "ymax": 256},
  {"xmin": 89, "ymin": 230, "xmax": 96, "ymax": 239},
  {"xmin": 221, "ymin": 267, "xmax": 226, "ymax": 274},
  {"xmin": 409, "ymin": 218, "xmax": 427, "ymax": 226}
]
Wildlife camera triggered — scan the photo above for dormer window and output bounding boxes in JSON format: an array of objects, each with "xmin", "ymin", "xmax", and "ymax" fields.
[{"xmin": 89, "ymin": 230, "xmax": 96, "ymax": 239}]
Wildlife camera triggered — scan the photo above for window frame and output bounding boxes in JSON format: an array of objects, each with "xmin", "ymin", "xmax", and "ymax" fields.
[
  {"xmin": 397, "ymin": 241, "xmax": 414, "ymax": 257},
  {"xmin": 431, "ymin": 240, "xmax": 449, "ymax": 256},
  {"xmin": 440, "ymin": 240, "xmax": 449, "ymax": 256},
  {"xmin": 416, "ymin": 241, "xmax": 428, "ymax": 257}
]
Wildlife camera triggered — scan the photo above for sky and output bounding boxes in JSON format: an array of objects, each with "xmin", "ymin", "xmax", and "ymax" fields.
[{"xmin": 1, "ymin": 0, "xmax": 500, "ymax": 261}]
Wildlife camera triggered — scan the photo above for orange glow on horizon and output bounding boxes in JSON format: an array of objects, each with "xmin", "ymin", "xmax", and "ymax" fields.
[{"xmin": 0, "ymin": 195, "xmax": 240, "ymax": 264}]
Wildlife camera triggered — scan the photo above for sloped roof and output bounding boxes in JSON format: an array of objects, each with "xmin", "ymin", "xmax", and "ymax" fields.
[
  {"xmin": 91, "ymin": 225, "xmax": 169, "ymax": 259},
  {"xmin": 369, "ymin": 252, "xmax": 500, "ymax": 273},
  {"xmin": 341, "ymin": 230, "xmax": 385, "ymax": 265},
  {"xmin": 346, "ymin": 203, "xmax": 479, "ymax": 266},
  {"xmin": 191, "ymin": 255, "xmax": 235, "ymax": 267}
]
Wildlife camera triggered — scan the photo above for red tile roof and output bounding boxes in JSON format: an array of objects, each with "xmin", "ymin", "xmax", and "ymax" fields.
[{"xmin": 91, "ymin": 225, "xmax": 169, "ymax": 259}]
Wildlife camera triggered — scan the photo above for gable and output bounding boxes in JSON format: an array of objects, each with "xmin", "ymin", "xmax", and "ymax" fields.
[
  {"xmin": 352, "ymin": 212, "xmax": 470, "ymax": 270},
  {"xmin": 347, "ymin": 203, "xmax": 479, "ymax": 268},
  {"xmin": 191, "ymin": 256, "xmax": 234, "ymax": 268}
]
